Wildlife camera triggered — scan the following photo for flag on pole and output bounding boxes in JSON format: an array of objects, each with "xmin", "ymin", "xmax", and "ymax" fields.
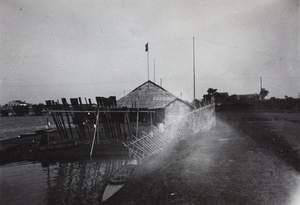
[{"xmin": 145, "ymin": 43, "xmax": 148, "ymax": 52}]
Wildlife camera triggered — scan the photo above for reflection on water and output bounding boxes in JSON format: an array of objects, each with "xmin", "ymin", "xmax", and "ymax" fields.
[{"xmin": 0, "ymin": 156, "xmax": 129, "ymax": 205}]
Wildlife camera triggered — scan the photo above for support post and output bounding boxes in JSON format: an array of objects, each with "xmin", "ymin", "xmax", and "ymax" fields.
[
  {"xmin": 136, "ymin": 98, "xmax": 139, "ymax": 138},
  {"xmin": 90, "ymin": 110, "xmax": 100, "ymax": 157},
  {"xmin": 66, "ymin": 112, "xmax": 74, "ymax": 139}
]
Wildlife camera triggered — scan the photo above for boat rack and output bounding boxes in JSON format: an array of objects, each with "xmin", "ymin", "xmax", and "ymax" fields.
[{"xmin": 45, "ymin": 97, "xmax": 156, "ymax": 146}]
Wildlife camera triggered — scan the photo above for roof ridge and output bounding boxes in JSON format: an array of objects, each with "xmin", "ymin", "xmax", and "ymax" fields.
[
  {"xmin": 117, "ymin": 80, "xmax": 179, "ymax": 108},
  {"xmin": 131, "ymin": 80, "xmax": 166, "ymax": 92}
]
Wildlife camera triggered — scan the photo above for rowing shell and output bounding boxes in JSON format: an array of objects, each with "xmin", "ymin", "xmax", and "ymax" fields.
[{"xmin": 102, "ymin": 160, "xmax": 137, "ymax": 202}]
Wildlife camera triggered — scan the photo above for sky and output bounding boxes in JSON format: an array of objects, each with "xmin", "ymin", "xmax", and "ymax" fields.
[{"xmin": 0, "ymin": 0, "xmax": 299, "ymax": 105}]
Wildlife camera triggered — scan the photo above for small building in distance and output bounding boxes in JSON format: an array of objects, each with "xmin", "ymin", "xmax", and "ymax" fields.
[
  {"xmin": 202, "ymin": 92, "xmax": 229, "ymax": 106},
  {"xmin": 117, "ymin": 80, "xmax": 194, "ymax": 124},
  {"xmin": 214, "ymin": 92, "xmax": 229, "ymax": 105},
  {"xmin": 236, "ymin": 94, "xmax": 260, "ymax": 102}
]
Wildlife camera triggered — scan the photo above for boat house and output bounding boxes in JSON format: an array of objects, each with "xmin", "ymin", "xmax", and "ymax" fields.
[{"xmin": 117, "ymin": 80, "xmax": 194, "ymax": 124}]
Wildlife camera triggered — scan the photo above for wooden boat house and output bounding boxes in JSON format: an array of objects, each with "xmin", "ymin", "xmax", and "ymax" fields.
[
  {"xmin": 39, "ymin": 80, "xmax": 194, "ymax": 156},
  {"xmin": 117, "ymin": 80, "xmax": 194, "ymax": 124}
]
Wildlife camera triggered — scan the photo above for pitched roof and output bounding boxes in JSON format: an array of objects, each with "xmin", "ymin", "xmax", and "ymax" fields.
[
  {"xmin": 164, "ymin": 98, "xmax": 195, "ymax": 109},
  {"xmin": 117, "ymin": 80, "xmax": 178, "ymax": 109}
]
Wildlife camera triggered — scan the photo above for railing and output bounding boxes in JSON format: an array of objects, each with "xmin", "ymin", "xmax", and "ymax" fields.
[{"xmin": 123, "ymin": 104, "xmax": 216, "ymax": 159}]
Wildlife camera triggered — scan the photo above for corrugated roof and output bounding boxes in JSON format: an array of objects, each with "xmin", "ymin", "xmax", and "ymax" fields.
[{"xmin": 117, "ymin": 81, "xmax": 178, "ymax": 109}]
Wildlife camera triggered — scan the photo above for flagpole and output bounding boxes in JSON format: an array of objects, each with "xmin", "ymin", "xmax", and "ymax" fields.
[
  {"xmin": 145, "ymin": 42, "xmax": 150, "ymax": 90},
  {"xmin": 147, "ymin": 47, "xmax": 149, "ymax": 82},
  {"xmin": 193, "ymin": 37, "xmax": 196, "ymax": 100},
  {"xmin": 153, "ymin": 58, "xmax": 155, "ymax": 83}
]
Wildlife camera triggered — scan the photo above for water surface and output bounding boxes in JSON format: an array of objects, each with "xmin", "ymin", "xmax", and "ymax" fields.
[
  {"xmin": 1, "ymin": 157, "xmax": 129, "ymax": 205},
  {"xmin": 0, "ymin": 116, "xmax": 54, "ymax": 140},
  {"xmin": 0, "ymin": 116, "xmax": 129, "ymax": 204}
]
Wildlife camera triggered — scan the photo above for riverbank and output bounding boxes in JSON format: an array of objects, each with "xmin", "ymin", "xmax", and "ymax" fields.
[{"xmin": 104, "ymin": 113, "xmax": 300, "ymax": 204}]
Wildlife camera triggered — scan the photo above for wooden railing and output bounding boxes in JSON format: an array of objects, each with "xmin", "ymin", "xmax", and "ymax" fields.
[{"xmin": 123, "ymin": 104, "xmax": 216, "ymax": 159}]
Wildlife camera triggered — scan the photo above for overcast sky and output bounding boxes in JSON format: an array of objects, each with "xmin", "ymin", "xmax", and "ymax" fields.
[{"xmin": 0, "ymin": 0, "xmax": 299, "ymax": 105}]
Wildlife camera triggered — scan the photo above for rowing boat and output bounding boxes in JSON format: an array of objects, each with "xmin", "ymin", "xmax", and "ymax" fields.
[
  {"xmin": 102, "ymin": 160, "xmax": 137, "ymax": 202},
  {"xmin": 19, "ymin": 128, "xmax": 56, "ymax": 138}
]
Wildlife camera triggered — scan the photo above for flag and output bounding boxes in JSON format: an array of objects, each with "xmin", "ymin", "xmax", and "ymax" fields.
[{"xmin": 145, "ymin": 43, "xmax": 148, "ymax": 52}]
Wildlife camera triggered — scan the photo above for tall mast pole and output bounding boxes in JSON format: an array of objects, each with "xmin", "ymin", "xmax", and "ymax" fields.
[
  {"xmin": 260, "ymin": 77, "xmax": 262, "ymax": 90},
  {"xmin": 193, "ymin": 37, "xmax": 196, "ymax": 100},
  {"xmin": 153, "ymin": 58, "xmax": 156, "ymax": 83},
  {"xmin": 145, "ymin": 42, "xmax": 149, "ymax": 90},
  {"xmin": 147, "ymin": 45, "xmax": 149, "ymax": 82}
]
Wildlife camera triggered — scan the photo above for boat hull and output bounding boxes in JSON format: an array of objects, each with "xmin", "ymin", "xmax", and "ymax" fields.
[
  {"xmin": 102, "ymin": 160, "xmax": 137, "ymax": 202},
  {"xmin": 102, "ymin": 183, "xmax": 125, "ymax": 202},
  {"xmin": 19, "ymin": 128, "xmax": 56, "ymax": 138}
]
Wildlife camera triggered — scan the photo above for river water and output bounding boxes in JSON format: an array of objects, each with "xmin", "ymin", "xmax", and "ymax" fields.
[
  {"xmin": 0, "ymin": 116, "xmax": 55, "ymax": 140},
  {"xmin": 0, "ymin": 116, "xmax": 129, "ymax": 204}
]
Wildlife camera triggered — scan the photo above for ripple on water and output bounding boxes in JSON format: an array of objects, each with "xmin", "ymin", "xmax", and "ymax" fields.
[{"xmin": 0, "ymin": 156, "xmax": 130, "ymax": 205}]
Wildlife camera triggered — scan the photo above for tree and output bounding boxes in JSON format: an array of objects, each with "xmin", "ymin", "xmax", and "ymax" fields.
[
  {"xmin": 203, "ymin": 88, "xmax": 218, "ymax": 105},
  {"xmin": 207, "ymin": 88, "xmax": 217, "ymax": 96},
  {"xmin": 284, "ymin": 96, "xmax": 296, "ymax": 109},
  {"xmin": 259, "ymin": 88, "xmax": 269, "ymax": 100}
]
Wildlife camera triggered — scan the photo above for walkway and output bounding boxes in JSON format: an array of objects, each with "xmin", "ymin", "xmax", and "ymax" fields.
[{"xmin": 105, "ymin": 118, "xmax": 300, "ymax": 205}]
